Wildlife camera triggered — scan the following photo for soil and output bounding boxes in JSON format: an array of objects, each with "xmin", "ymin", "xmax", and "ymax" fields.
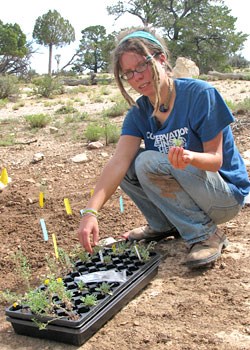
[{"xmin": 0, "ymin": 79, "xmax": 250, "ymax": 350}]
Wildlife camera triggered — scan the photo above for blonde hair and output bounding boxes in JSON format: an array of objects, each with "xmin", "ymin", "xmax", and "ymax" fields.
[{"xmin": 112, "ymin": 27, "xmax": 172, "ymax": 114}]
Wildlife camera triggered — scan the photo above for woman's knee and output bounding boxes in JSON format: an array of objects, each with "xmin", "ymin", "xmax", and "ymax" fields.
[{"xmin": 135, "ymin": 150, "xmax": 161, "ymax": 173}]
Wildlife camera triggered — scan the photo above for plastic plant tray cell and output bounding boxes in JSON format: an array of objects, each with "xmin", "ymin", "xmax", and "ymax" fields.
[{"xmin": 6, "ymin": 246, "xmax": 161, "ymax": 346}]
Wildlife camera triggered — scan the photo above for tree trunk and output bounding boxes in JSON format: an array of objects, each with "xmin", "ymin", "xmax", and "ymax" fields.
[
  {"xmin": 208, "ymin": 71, "xmax": 246, "ymax": 80},
  {"xmin": 48, "ymin": 43, "xmax": 53, "ymax": 75}
]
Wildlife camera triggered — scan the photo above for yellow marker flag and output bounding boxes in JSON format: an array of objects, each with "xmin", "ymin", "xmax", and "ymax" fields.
[
  {"xmin": 39, "ymin": 192, "xmax": 44, "ymax": 208},
  {"xmin": 64, "ymin": 198, "xmax": 72, "ymax": 215},
  {"xmin": 90, "ymin": 189, "xmax": 94, "ymax": 197},
  {"xmin": 52, "ymin": 233, "xmax": 59, "ymax": 259},
  {"xmin": 0, "ymin": 168, "xmax": 9, "ymax": 186}
]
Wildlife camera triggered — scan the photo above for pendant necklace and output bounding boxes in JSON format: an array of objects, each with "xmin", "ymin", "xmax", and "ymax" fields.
[{"xmin": 159, "ymin": 79, "xmax": 173, "ymax": 113}]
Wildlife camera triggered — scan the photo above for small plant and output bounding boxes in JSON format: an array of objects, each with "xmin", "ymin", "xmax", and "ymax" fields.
[
  {"xmin": 103, "ymin": 255, "xmax": 112, "ymax": 264},
  {"xmin": 77, "ymin": 281, "xmax": 88, "ymax": 292},
  {"xmin": 25, "ymin": 114, "xmax": 51, "ymax": 128},
  {"xmin": 80, "ymin": 294, "xmax": 97, "ymax": 307},
  {"xmin": 0, "ymin": 75, "xmax": 19, "ymax": 99},
  {"xmin": 22, "ymin": 277, "xmax": 75, "ymax": 329},
  {"xmin": 33, "ymin": 75, "xmax": 64, "ymax": 98},
  {"xmin": 103, "ymin": 119, "xmax": 120, "ymax": 145},
  {"xmin": 84, "ymin": 122, "xmax": 103, "ymax": 142},
  {"xmin": 95, "ymin": 282, "xmax": 113, "ymax": 296},
  {"xmin": 172, "ymin": 138, "xmax": 184, "ymax": 147},
  {"xmin": 112, "ymin": 241, "xmax": 130, "ymax": 256},
  {"xmin": 132, "ymin": 242, "xmax": 156, "ymax": 262},
  {"xmin": 55, "ymin": 104, "xmax": 78, "ymax": 115},
  {"xmin": 13, "ymin": 248, "xmax": 32, "ymax": 290},
  {"xmin": 77, "ymin": 250, "xmax": 91, "ymax": 263},
  {"xmin": 102, "ymin": 99, "xmax": 128, "ymax": 118}
]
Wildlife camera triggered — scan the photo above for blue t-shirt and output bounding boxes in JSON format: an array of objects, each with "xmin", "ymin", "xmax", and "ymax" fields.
[{"xmin": 121, "ymin": 78, "xmax": 250, "ymax": 204}]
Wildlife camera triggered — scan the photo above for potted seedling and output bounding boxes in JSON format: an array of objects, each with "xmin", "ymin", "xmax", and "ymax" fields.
[
  {"xmin": 132, "ymin": 241, "xmax": 157, "ymax": 262},
  {"xmin": 20, "ymin": 277, "xmax": 76, "ymax": 329},
  {"xmin": 6, "ymin": 236, "xmax": 161, "ymax": 346},
  {"xmin": 80, "ymin": 294, "xmax": 97, "ymax": 308},
  {"xmin": 95, "ymin": 282, "xmax": 113, "ymax": 296}
]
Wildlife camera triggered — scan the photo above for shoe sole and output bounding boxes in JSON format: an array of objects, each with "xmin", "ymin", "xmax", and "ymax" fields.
[{"xmin": 186, "ymin": 238, "xmax": 229, "ymax": 268}]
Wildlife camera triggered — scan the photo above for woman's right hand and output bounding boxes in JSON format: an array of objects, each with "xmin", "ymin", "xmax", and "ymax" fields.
[{"xmin": 78, "ymin": 215, "xmax": 99, "ymax": 253}]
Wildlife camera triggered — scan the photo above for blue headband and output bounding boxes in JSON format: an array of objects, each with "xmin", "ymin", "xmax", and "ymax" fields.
[{"xmin": 119, "ymin": 30, "xmax": 164, "ymax": 51}]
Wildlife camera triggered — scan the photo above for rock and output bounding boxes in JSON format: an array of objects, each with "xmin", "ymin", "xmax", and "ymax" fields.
[
  {"xmin": 31, "ymin": 152, "xmax": 44, "ymax": 164},
  {"xmin": 71, "ymin": 153, "xmax": 88, "ymax": 163},
  {"xmin": 173, "ymin": 57, "xmax": 199, "ymax": 78},
  {"xmin": 87, "ymin": 141, "xmax": 104, "ymax": 149},
  {"xmin": 49, "ymin": 126, "xmax": 59, "ymax": 134}
]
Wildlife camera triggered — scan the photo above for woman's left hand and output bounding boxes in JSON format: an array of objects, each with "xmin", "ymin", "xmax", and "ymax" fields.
[{"xmin": 168, "ymin": 147, "xmax": 193, "ymax": 170}]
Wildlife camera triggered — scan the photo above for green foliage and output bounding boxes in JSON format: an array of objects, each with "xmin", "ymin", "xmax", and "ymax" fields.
[
  {"xmin": 0, "ymin": 75, "xmax": 19, "ymax": 99},
  {"xmin": 95, "ymin": 282, "xmax": 113, "ymax": 296},
  {"xmin": 103, "ymin": 120, "xmax": 120, "ymax": 145},
  {"xmin": 80, "ymin": 294, "xmax": 97, "ymax": 307},
  {"xmin": 107, "ymin": 0, "xmax": 249, "ymax": 73},
  {"xmin": 0, "ymin": 134, "xmax": 16, "ymax": 146},
  {"xmin": 228, "ymin": 55, "xmax": 250, "ymax": 69},
  {"xmin": 0, "ymin": 21, "xmax": 27, "ymax": 57},
  {"xmin": 72, "ymin": 25, "xmax": 116, "ymax": 73},
  {"xmin": 33, "ymin": 75, "xmax": 64, "ymax": 97},
  {"xmin": 235, "ymin": 97, "xmax": 250, "ymax": 112},
  {"xmin": 33, "ymin": 10, "xmax": 75, "ymax": 74},
  {"xmin": 13, "ymin": 248, "xmax": 32, "ymax": 290},
  {"xmin": 84, "ymin": 122, "xmax": 103, "ymax": 142},
  {"xmin": 102, "ymin": 99, "xmax": 129, "ymax": 118},
  {"xmin": 0, "ymin": 290, "xmax": 21, "ymax": 304},
  {"xmin": 25, "ymin": 114, "xmax": 51, "ymax": 128},
  {"xmin": 131, "ymin": 241, "xmax": 156, "ymax": 262},
  {"xmin": 55, "ymin": 104, "xmax": 78, "ymax": 115}
]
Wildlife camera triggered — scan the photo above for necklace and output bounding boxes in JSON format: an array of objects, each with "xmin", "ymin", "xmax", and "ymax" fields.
[{"xmin": 159, "ymin": 79, "xmax": 173, "ymax": 113}]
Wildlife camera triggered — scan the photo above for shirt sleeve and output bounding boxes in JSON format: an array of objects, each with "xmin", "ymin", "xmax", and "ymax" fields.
[
  {"xmin": 190, "ymin": 87, "xmax": 235, "ymax": 143},
  {"xmin": 121, "ymin": 106, "xmax": 144, "ymax": 138}
]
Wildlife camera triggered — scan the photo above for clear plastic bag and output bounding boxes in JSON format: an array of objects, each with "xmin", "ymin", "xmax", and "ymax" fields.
[{"xmin": 74, "ymin": 269, "xmax": 127, "ymax": 284}]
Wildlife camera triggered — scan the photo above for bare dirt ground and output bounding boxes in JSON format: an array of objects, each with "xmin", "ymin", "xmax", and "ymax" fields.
[{"xmin": 0, "ymin": 79, "xmax": 250, "ymax": 350}]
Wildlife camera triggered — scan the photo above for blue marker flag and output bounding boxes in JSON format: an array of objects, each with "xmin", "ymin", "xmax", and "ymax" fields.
[
  {"xmin": 40, "ymin": 218, "xmax": 49, "ymax": 241},
  {"xmin": 119, "ymin": 195, "xmax": 124, "ymax": 213}
]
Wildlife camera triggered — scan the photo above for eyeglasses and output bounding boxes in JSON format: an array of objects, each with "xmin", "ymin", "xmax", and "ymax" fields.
[{"xmin": 120, "ymin": 54, "xmax": 155, "ymax": 81}]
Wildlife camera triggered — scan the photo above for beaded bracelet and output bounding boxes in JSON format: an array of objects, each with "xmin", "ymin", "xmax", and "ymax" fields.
[{"xmin": 80, "ymin": 208, "xmax": 98, "ymax": 217}]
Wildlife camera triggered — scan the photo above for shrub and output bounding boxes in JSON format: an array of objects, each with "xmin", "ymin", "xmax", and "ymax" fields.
[
  {"xmin": 103, "ymin": 121, "xmax": 120, "ymax": 145},
  {"xmin": 0, "ymin": 75, "xmax": 19, "ymax": 99},
  {"xmin": 102, "ymin": 99, "xmax": 129, "ymax": 118},
  {"xmin": 25, "ymin": 114, "xmax": 51, "ymax": 128},
  {"xmin": 84, "ymin": 123, "xmax": 103, "ymax": 142},
  {"xmin": 33, "ymin": 75, "xmax": 64, "ymax": 98}
]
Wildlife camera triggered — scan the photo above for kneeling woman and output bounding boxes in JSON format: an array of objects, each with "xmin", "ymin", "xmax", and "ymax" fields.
[{"xmin": 78, "ymin": 28, "xmax": 250, "ymax": 269}]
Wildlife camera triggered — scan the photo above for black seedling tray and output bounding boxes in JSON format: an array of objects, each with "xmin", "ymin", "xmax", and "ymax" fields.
[{"xmin": 6, "ymin": 244, "xmax": 161, "ymax": 346}]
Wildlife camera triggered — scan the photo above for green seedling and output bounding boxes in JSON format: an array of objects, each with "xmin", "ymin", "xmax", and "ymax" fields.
[
  {"xmin": 172, "ymin": 138, "xmax": 183, "ymax": 147},
  {"xmin": 103, "ymin": 255, "xmax": 112, "ymax": 264},
  {"xmin": 95, "ymin": 282, "xmax": 113, "ymax": 296},
  {"xmin": 132, "ymin": 241, "xmax": 156, "ymax": 262},
  {"xmin": 77, "ymin": 250, "xmax": 91, "ymax": 263},
  {"xmin": 22, "ymin": 277, "xmax": 75, "ymax": 330},
  {"xmin": 13, "ymin": 248, "xmax": 32, "ymax": 290},
  {"xmin": 80, "ymin": 294, "xmax": 97, "ymax": 307},
  {"xmin": 77, "ymin": 281, "xmax": 88, "ymax": 292}
]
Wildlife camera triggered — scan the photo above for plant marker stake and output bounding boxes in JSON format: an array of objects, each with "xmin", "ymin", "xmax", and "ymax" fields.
[
  {"xmin": 99, "ymin": 249, "xmax": 104, "ymax": 263},
  {"xmin": 119, "ymin": 195, "xmax": 124, "ymax": 213},
  {"xmin": 40, "ymin": 218, "xmax": 48, "ymax": 241},
  {"xmin": 134, "ymin": 245, "xmax": 142, "ymax": 261},
  {"xmin": 90, "ymin": 189, "xmax": 94, "ymax": 197},
  {"xmin": 52, "ymin": 233, "xmax": 59, "ymax": 259},
  {"xmin": 64, "ymin": 198, "xmax": 72, "ymax": 215},
  {"xmin": 39, "ymin": 192, "xmax": 44, "ymax": 208}
]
